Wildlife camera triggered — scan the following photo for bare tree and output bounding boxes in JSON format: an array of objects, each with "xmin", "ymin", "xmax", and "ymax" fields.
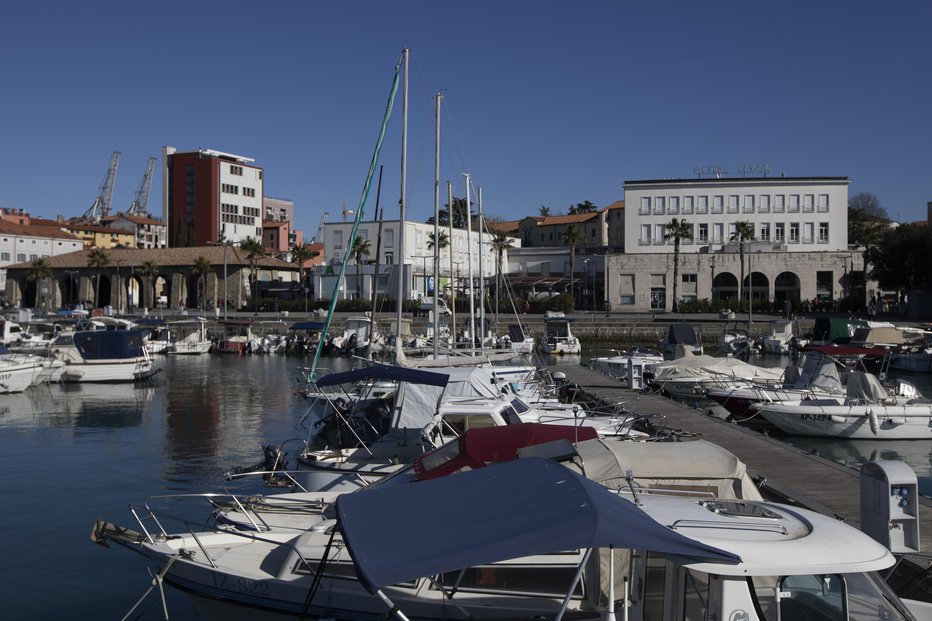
[{"xmin": 848, "ymin": 192, "xmax": 888, "ymax": 220}]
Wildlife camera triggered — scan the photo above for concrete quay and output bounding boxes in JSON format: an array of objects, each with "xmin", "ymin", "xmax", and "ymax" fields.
[{"xmin": 551, "ymin": 363, "xmax": 932, "ymax": 555}]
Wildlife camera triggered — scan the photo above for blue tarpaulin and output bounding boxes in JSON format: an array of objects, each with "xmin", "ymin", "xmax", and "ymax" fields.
[{"xmin": 314, "ymin": 363, "xmax": 450, "ymax": 388}]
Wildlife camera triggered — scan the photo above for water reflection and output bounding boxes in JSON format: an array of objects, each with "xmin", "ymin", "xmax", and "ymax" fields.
[{"xmin": 0, "ymin": 382, "xmax": 156, "ymax": 429}]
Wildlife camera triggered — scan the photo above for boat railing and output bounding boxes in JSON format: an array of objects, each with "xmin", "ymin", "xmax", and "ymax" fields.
[
  {"xmin": 125, "ymin": 501, "xmax": 321, "ymax": 571},
  {"xmin": 668, "ymin": 518, "xmax": 788, "ymax": 536},
  {"xmin": 223, "ymin": 469, "xmax": 311, "ymax": 493}
]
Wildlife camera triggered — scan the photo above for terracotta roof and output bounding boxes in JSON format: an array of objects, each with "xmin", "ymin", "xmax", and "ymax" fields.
[
  {"xmin": 4, "ymin": 245, "xmax": 298, "ymax": 271},
  {"xmin": 0, "ymin": 220, "xmax": 80, "ymax": 240},
  {"xmin": 538, "ymin": 212, "xmax": 600, "ymax": 226},
  {"xmin": 486, "ymin": 220, "xmax": 521, "ymax": 234},
  {"xmin": 602, "ymin": 200, "xmax": 625, "ymax": 211},
  {"xmin": 103, "ymin": 212, "xmax": 165, "ymax": 226}
]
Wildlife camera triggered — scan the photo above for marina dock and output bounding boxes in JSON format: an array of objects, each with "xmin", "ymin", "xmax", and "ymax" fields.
[{"xmin": 551, "ymin": 363, "xmax": 932, "ymax": 554}]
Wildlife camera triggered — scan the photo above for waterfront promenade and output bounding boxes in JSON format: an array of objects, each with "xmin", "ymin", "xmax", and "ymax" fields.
[{"xmin": 551, "ymin": 363, "xmax": 932, "ymax": 554}]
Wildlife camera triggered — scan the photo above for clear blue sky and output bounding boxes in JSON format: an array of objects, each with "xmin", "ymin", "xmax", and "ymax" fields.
[{"xmin": 3, "ymin": 1, "xmax": 931, "ymax": 237}]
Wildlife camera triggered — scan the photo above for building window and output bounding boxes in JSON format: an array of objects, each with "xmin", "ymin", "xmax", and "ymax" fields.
[
  {"xmin": 653, "ymin": 196, "xmax": 665, "ymax": 215},
  {"xmin": 774, "ymin": 195, "xmax": 785, "ymax": 213},
  {"xmin": 654, "ymin": 224, "xmax": 666, "ymax": 244},
  {"xmin": 759, "ymin": 195, "xmax": 771, "ymax": 213},
  {"xmin": 775, "ymin": 223, "xmax": 785, "ymax": 242},
  {"xmin": 333, "ymin": 230, "xmax": 343, "ymax": 249},
  {"xmin": 727, "ymin": 195, "xmax": 739, "ymax": 214},
  {"xmin": 0, "ymin": 252, "xmax": 8, "ymax": 261},
  {"xmin": 682, "ymin": 273, "xmax": 698, "ymax": 299},
  {"xmin": 760, "ymin": 223, "xmax": 770, "ymax": 241},
  {"xmin": 669, "ymin": 196, "xmax": 680, "ymax": 215},
  {"xmin": 230, "ymin": 165, "xmax": 243, "ymax": 176},
  {"xmin": 385, "ymin": 229, "xmax": 394, "ymax": 247},
  {"xmin": 619, "ymin": 274, "xmax": 635, "ymax": 305},
  {"xmin": 683, "ymin": 196, "xmax": 694, "ymax": 214},
  {"xmin": 803, "ymin": 194, "xmax": 815, "ymax": 212},
  {"xmin": 789, "ymin": 194, "xmax": 800, "ymax": 212},
  {"xmin": 17, "ymin": 253, "xmax": 25, "ymax": 262},
  {"xmin": 640, "ymin": 224, "xmax": 651, "ymax": 245},
  {"xmin": 818, "ymin": 222, "xmax": 829, "ymax": 243},
  {"xmin": 697, "ymin": 196, "xmax": 709, "ymax": 214},
  {"xmin": 713, "ymin": 223, "xmax": 724, "ymax": 244},
  {"xmin": 640, "ymin": 197, "xmax": 651, "ymax": 215},
  {"xmin": 803, "ymin": 222, "xmax": 814, "ymax": 243},
  {"xmin": 789, "ymin": 222, "xmax": 800, "ymax": 242},
  {"xmin": 712, "ymin": 195, "xmax": 724, "ymax": 214},
  {"xmin": 743, "ymin": 195, "xmax": 755, "ymax": 213},
  {"xmin": 818, "ymin": 194, "xmax": 830, "ymax": 212},
  {"xmin": 384, "ymin": 252, "xmax": 393, "ymax": 264},
  {"xmin": 697, "ymin": 223, "xmax": 709, "ymax": 243}
]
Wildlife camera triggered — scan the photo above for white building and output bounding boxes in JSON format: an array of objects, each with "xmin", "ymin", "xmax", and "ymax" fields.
[
  {"xmin": 624, "ymin": 176, "xmax": 849, "ymax": 253},
  {"xmin": 0, "ymin": 221, "xmax": 84, "ymax": 295},
  {"xmin": 314, "ymin": 219, "xmax": 517, "ymax": 301}
]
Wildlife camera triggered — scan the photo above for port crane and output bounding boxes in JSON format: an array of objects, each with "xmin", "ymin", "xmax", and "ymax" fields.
[
  {"xmin": 311, "ymin": 211, "xmax": 329, "ymax": 243},
  {"xmin": 127, "ymin": 157, "xmax": 157, "ymax": 217},
  {"xmin": 82, "ymin": 151, "xmax": 121, "ymax": 222}
]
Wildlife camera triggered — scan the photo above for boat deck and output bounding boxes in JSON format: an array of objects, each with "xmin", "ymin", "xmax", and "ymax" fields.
[{"xmin": 552, "ymin": 364, "xmax": 932, "ymax": 554}]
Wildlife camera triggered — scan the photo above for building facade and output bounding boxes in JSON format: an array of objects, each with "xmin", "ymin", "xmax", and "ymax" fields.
[
  {"xmin": 102, "ymin": 213, "xmax": 168, "ymax": 249},
  {"xmin": 0, "ymin": 221, "xmax": 85, "ymax": 298},
  {"xmin": 623, "ymin": 177, "xmax": 849, "ymax": 254},
  {"xmin": 314, "ymin": 219, "xmax": 517, "ymax": 301},
  {"xmin": 162, "ymin": 147, "xmax": 264, "ymax": 246}
]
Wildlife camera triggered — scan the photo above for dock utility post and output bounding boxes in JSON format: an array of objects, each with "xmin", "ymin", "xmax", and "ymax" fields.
[{"xmin": 860, "ymin": 460, "xmax": 920, "ymax": 554}]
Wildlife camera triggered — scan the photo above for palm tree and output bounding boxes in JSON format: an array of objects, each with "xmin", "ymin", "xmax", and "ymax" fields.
[
  {"xmin": 26, "ymin": 258, "xmax": 53, "ymax": 310},
  {"xmin": 239, "ymin": 237, "xmax": 266, "ymax": 313},
  {"xmin": 351, "ymin": 235, "xmax": 372, "ymax": 299},
  {"xmin": 569, "ymin": 200, "xmax": 598, "ymax": 215},
  {"xmin": 538, "ymin": 205, "xmax": 551, "ymax": 217},
  {"xmin": 191, "ymin": 256, "xmax": 213, "ymax": 311},
  {"xmin": 664, "ymin": 218, "xmax": 694, "ymax": 312},
  {"xmin": 730, "ymin": 221, "xmax": 756, "ymax": 303},
  {"xmin": 565, "ymin": 224, "xmax": 583, "ymax": 306},
  {"xmin": 426, "ymin": 230, "xmax": 449, "ymax": 253},
  {"xmin": 491, "ymin": 231, "xmax": 515, "ymax": 315},
  {"xmin": 290, "ymin": 242, "xmax": 316, "ymax": 311},
  {"xmin": 138, "ymin": 260, "xmax": 159, "ymax": 309},
  {"xmin": 86, "ymin": 248, "xmax": 109, "ymax": 308}
]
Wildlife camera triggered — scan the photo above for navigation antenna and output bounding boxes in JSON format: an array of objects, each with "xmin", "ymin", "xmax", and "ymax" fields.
[
  {"xmin": 83, "ymin": 151, "xmax": 121, "ymax": 222},
  {"xmin": 127, "ymin": 157, "xmax": 157, "ymax": 217}
]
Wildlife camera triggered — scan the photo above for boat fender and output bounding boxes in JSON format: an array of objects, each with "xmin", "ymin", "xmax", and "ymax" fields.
[
  {"xmin": 868, "ymin": 409, "xmax": 879, "ymax": 435},
  {"xmin": 829, "ymin": 415, "xmax": 846, "ymax": 423}
]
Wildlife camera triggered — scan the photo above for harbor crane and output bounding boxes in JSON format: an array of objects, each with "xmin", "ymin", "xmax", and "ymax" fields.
[
  {"xmin": 82, "ymin": 151, "xmax": 121, "ymax": 222},
  {"xmin": 311, "ymin": 211, "xmax": 328, "ymax": 243},
  {"xmin": 127, "ymin": 157, "xmax": 157, "ymax": 217}
]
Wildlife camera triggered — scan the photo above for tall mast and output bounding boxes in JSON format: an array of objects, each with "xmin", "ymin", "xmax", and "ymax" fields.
[
  {"xmin": 394, "ymin": 48, "xmax": 409, "ymax": 365},
  {"xmin": 432, "ymin": 92, "xmax": 442, "ymax": 358},
  {"xmin": 448, "ymin": 180, "xmax": 456, "ymax": 347},
  {"xmin": 477, "ymin": 186, "xmax": 486, "ymax": 350},
  {"xmin": 464, "ymin": 173, "xmax": 475, "ymax": 356}
]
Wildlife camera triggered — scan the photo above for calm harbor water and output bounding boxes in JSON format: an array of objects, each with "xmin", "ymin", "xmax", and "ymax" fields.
[{"xmin": 2, "ymin": 351, "xmax": 931, "ymax": 618}]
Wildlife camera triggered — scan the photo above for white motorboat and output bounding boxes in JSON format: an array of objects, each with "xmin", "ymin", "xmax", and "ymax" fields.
[
  {"xmin": 499, "ymin": 323, "xmax": 534, "ymax": 354},
  {"xmin": 167, "ymin": 317, "xmax": 212, "ymax": 355},
  {"xmin": 48, "ymin": 329, "xmax": 159, "ymax": 383},
  {"xmin": 590, "ymin": 346, "xmax": 664, "ymax": 387},
  {"xmin": 890, "ymin": 335, "xmax": 932, "ymax": 373},
  {"xmin": 760, "ymin": 318, "xmax": 807, "ymax": 354},
  {"xmin": 331, "ymin": 315, "xmax": 373, "ymax": 356},
  {"xmin": 716, "ymin": 319, "xmax": 755, "ymax": 355},
  {"xmin": 137, "ymin": 318, "xmax": 172, "ymax": 355},
  {"xmin": 0, "ymin": 344, "xmax": 47, "ymax": 392},
  {"xmin": 660, "ymin": 322, "xmax": 703, "ymax": 358},
  {"xmin": 755, "ymin": 371, "xmax": 932, "ymax": 439},
  {"xmin": 647, "ymin": 354, "xmax": 784, "ymax": 400},
  {"xmin": 538, "ymin": 312, "xmax": 581, "ymax": 355},
  {"xmin": 93, "ymin": 457, "xmax": 915, "ymax": 621},
  {"xmin": 216, "ymin": 319, "xmax": 255, "ymax": 354},
  {"xmin": 706, "ymin": 353, "xmax": 846, "ymax": 418}
]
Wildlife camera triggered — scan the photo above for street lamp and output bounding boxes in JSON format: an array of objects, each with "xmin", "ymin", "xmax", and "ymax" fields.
[{"xmin": 710, "ymin": 254, "xmax": 716, "ymax": 301}]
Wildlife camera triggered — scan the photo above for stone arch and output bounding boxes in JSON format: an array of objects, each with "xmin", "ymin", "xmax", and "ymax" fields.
[
  {"xmin": 712, "ymin": 272, "xmax": 739, "ymax": 301},
  {"xmin": 743, "ymin": 272, "xmax": 771, "ymax": 303},
  {"xmin": 774, "ymin": 272, "xmax": 801, "ymax": 304},
  {"xmin": 59, "ymin": 273, "xmax": 80, "ymax": 307}
]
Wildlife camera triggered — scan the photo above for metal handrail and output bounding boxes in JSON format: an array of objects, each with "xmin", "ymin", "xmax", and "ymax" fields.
[{"xmin": 668, "ymin": 519, "xmax": 788, "ymax": 535}]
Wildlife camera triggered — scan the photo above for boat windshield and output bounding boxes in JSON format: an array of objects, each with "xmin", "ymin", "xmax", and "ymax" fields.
[{"xmin": 749, "ymin": 572, "xmax": 916, "ymax": 621}]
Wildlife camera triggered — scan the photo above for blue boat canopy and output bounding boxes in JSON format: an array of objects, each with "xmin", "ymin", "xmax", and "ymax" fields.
[
  {"xmin": 134, "ymin": 318, "xmax": 167, "ymax": 327},
  {"xmin": 290, "ymin": 321, "xmax": 327, "ymax": 331},
  {"xmin": 667, "ymin": 323, "xmax": 699, "ymax": 345},
  {"xmin": 73, "ymin": 329, "xmax": 146, "ymax": 360},
  {"xmin": 336, "ymin": 458, "xmax": 740, "ymax": 594},
  {"xmin": 314, "ymin": 363, "xmax": 450, "ymax": 388}
]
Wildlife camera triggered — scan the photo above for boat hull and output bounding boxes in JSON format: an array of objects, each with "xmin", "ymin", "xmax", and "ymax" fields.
[{"xmin": 758, "ymin": 403, "xmax": 932, "ymax": 439}]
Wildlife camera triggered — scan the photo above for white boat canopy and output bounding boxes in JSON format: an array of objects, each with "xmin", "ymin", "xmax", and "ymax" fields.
[{"xmin": 335, "ymin": 457, "xmax": 740, "ymax": 594}]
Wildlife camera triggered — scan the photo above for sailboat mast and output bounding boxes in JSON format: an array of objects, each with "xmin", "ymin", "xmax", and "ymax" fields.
[
  {"xmin": 448, "ymin": 180, "xmax": 455, "ymax": 346},
  {"xmin": 464, "ymin": 173, "xmax": 475, "ymax": 356},
  {"xmin": 477, "ymin": 187, "xmax": 486, "ymax": 349},
  {"xmin": 433, "ymin": 92, "xmax": 442, "ymax": 358},
  {"xmin": 394, "ymin": 48, "xmax": 409, "ymax": 365}
]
